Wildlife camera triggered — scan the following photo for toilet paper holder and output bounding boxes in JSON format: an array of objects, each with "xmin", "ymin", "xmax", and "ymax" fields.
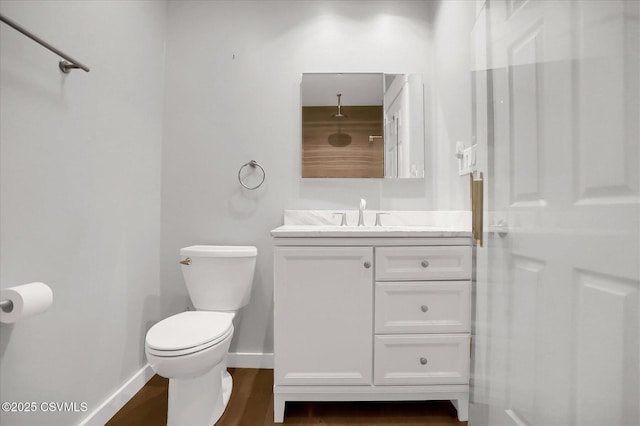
[
  {"xmin": 0, "ymin": 299, "xmax": 13, "ymax": 312},
  {"xmin": 0, "ymin": 282, "xmax": 53, "ymax": 323}
]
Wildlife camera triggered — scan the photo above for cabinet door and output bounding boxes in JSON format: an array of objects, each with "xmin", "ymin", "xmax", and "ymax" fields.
[{"xmin": 274, "ymin": 246, "xmax": 373, "ymax": 385}]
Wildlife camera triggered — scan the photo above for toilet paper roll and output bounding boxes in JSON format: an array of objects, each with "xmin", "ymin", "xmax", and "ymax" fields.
[{"xmin": 0, "ymin": 282, "xmax": 53, "ymax": 324}]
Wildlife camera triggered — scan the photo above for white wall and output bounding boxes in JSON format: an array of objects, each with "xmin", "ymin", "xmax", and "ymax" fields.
[
  {"xmin": 431, "ymin": 0, "xmax": 477, "ymax": 210},
  {"xmin": 161, "ymin": 0, "xmax": 447, "ymax": 355},
  {"xmin": 0, "ymin": 1, "xmax": 166, "ymax": 425}
]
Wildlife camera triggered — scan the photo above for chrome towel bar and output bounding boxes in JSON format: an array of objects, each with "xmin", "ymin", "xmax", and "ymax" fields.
[{"xmin": 0, "ymin": 13, "xmax": 90, "ymax": 73}]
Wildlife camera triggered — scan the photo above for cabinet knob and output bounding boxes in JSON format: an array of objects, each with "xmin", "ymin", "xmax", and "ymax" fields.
[
  {"xmin": 364, "ymin": 261, "xmax": 371, "ymax": 269},
  {"xmin": 421, "ymin": 260, "xmax": 429, "ymax": 268},
  {"xmin": 421, "ymin": 305, "xmax": 429, "ymax": 313},
  {"xmin": 420, "ymin": 357, "xmax": 428, "ymax": 365}
]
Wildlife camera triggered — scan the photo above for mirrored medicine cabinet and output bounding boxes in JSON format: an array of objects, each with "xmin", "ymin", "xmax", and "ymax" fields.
[{"xmin": 301, "ymin": 73, "xmax": 425, "ymax": 179}]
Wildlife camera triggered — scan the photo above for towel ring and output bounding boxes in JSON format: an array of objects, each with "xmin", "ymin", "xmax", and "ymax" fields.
[{"xmin": 238, "ymin": 160, "xmax": 265, "ymax": 190}]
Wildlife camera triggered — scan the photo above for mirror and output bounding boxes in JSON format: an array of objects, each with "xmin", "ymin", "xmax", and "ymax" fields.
[{"xmin": 301, "ymin": 73, "xmax": 425, "ymax": 179}]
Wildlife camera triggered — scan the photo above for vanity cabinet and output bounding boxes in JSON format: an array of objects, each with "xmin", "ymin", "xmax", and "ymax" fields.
[{"xmin": 273, "ymin": 235, "xmax": 472, "ymax": 423}]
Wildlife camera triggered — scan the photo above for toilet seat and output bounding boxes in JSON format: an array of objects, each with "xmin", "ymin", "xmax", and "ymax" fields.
[
  {"xmin": 180, "ymin": 245, "xmax": 257, "ymax": 258},
  {"xmin": 146, "ymin": 311, "xmax": 234, "ymax": 357}
]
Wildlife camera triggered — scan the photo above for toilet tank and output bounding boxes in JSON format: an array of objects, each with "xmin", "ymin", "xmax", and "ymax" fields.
[{"xmin": 179, "ymin": 245, "xmax": 257, "ymax": 311}]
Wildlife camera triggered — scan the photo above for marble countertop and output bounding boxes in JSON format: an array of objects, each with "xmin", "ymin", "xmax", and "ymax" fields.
[
  {"xmin": 271, "ymin": 210, "xmax": 473, "ymax": 238},
  {"xmin": 270, "ymin": 224, "xmax": 472, "ymax": 238}
]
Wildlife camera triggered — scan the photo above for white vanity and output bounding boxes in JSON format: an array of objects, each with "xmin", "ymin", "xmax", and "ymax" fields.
[{"xmin": 271, "ymin": 210, "xmax": 473, "ymax": 423}]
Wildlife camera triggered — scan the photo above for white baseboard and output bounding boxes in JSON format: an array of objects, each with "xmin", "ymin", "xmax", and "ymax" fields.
[
  {"xmin": 227, "ymin": 352, "xmax": 274, "ymax": 369},
  {"xmin": 78, "ymin": 363, "xmax": 154, "ymax": 426}
]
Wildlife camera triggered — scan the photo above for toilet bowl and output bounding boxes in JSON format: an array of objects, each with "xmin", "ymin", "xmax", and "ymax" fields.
[
  {"xmin": 146, "ymin": 311, "xmax": 235, "ymax": 425},
  {"xmin": 146, "ymin": 311, "xmax": 234, "ymax": 379},
  {"xmin": 145, "ymin": 245, "xmax": 257, "ymax": 426}
]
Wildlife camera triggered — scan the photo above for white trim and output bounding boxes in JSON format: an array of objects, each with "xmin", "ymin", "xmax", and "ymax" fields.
[
  {"xmin": 78, "ymin": 364, "xmax": 154, "ymax": 426},
  {"xmin": 227, "ymin": 352, "xmax": 274, "ymax": 369},
  {"xmin": 273, "ymin": 383, "xmax": 468, "ymax": 396},
  {"xmin": 273, "ymin": 384, "xmax": 469, "ymax": 423}
]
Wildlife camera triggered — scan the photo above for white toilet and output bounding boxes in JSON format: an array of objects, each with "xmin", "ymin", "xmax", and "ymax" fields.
[{"xmin": 145, "ymin": 245, "xmax": 257, "ymax": 426}]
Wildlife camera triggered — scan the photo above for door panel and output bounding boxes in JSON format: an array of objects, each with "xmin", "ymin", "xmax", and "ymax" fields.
[
  {"xmin": 575, "ymin": 270, "xmax": 639, "ymax": 426},
  {"xmin": 506, "ymin": 255, "xmax": 543, "ymax": 426},
  {"xmin": 470, "ymin": 1, "xmax": 639, "ymax": 425},
  {"xmin": 509, "ymin": 22, "xmax": 544, "ymax": 206}
]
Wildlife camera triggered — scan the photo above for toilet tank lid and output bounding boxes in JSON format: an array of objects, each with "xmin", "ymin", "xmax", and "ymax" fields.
[{"xmin": 180, "ymin": 245, "xmax": 257, "ymax": 258}]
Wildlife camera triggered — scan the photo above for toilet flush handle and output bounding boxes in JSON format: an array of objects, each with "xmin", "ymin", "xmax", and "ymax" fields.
[{"xmin": 179, "ymin": 257, "xmax": 191, "ymax": 266}]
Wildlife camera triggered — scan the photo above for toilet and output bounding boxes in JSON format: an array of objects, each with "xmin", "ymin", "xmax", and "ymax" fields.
[{"xmin": 145, "ymin": 245, "xmax": 257, "ymax": 426}]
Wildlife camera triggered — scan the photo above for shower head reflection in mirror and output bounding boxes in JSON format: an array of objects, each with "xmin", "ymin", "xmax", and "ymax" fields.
[{"xmin": 301, "ymin": 73, "xmax": 425, "ymax": 179}]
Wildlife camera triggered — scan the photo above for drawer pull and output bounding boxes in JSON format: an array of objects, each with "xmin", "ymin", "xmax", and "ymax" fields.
[
  {"xmin": 420, "ymin": 305, "xmax": 429, "ymax": 313},
  {"xmin": 420, "ymin": 357, "xmax": 428, "ymax": 365},
  {"xmin": 364, "ymin": 261, "xmax": 371, "ymax": 269},
  {"xmin": 421, "ymin": 260, "xmax": 429, "ymax": 268}
]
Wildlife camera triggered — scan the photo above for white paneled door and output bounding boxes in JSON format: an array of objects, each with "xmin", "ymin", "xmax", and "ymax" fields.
[{"xmin": 471, "ymin": 1, "xmax": 639, "ymax": 426}]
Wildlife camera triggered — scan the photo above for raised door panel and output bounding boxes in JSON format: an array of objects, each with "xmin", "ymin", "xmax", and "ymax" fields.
[
  {"xmin": 575, "ymin": 270, "xmax": 639, "ymax": 426},
  {"xmin": 375, "ymin": 281, "xmax": 471, "ymax": 334},
  {"xmin": 575, "ymin": 2, "xmax": 639, "ymax": 203},
  {"xmin": 508, "ymin": 22, "xmax": 545, "ymax": 207},
  {"xmin": 274, "ymin": 246, "xmax": 373, "ymax": 385},
  {"xmin": 506, "ymin": 255, "xmax": 545, "ymax": 425}
]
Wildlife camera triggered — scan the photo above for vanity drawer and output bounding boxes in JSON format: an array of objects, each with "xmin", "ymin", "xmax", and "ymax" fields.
[
  {"xmin": 375, "ymin": 281, "xmax": 470, "ymax": 334},
  {"xmin": 374, "ymin": 334, "xmax": 470, "ymax": 385},
  {"xmin": 375, "ymin": 246, "xmax": 471, "ymax": 281}
]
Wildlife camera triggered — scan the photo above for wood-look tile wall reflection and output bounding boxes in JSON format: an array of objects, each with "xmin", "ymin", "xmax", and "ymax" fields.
[{"xmin": 302, "ymin": 106, "xmax": 384, "ymax": 178}]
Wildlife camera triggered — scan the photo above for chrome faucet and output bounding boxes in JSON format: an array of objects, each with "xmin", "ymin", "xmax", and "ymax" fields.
[
  {"xmin": 333, "ymin": 212, "xmax": 348, "ymax": 226},
  {"xmin": 358, "ymin": 198, "xmax": 366, "ymax": 226}
]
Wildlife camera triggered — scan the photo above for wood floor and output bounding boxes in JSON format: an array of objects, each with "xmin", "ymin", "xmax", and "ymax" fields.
[{"xmin": 107, "ymin": 369, "xmax": 467, "ymax": 426}]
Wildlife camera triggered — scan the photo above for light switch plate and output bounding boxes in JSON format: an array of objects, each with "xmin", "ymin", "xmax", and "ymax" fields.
[{"xmin": 458, "ymin": 144, "xmax": 477, "ymax": 176}]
